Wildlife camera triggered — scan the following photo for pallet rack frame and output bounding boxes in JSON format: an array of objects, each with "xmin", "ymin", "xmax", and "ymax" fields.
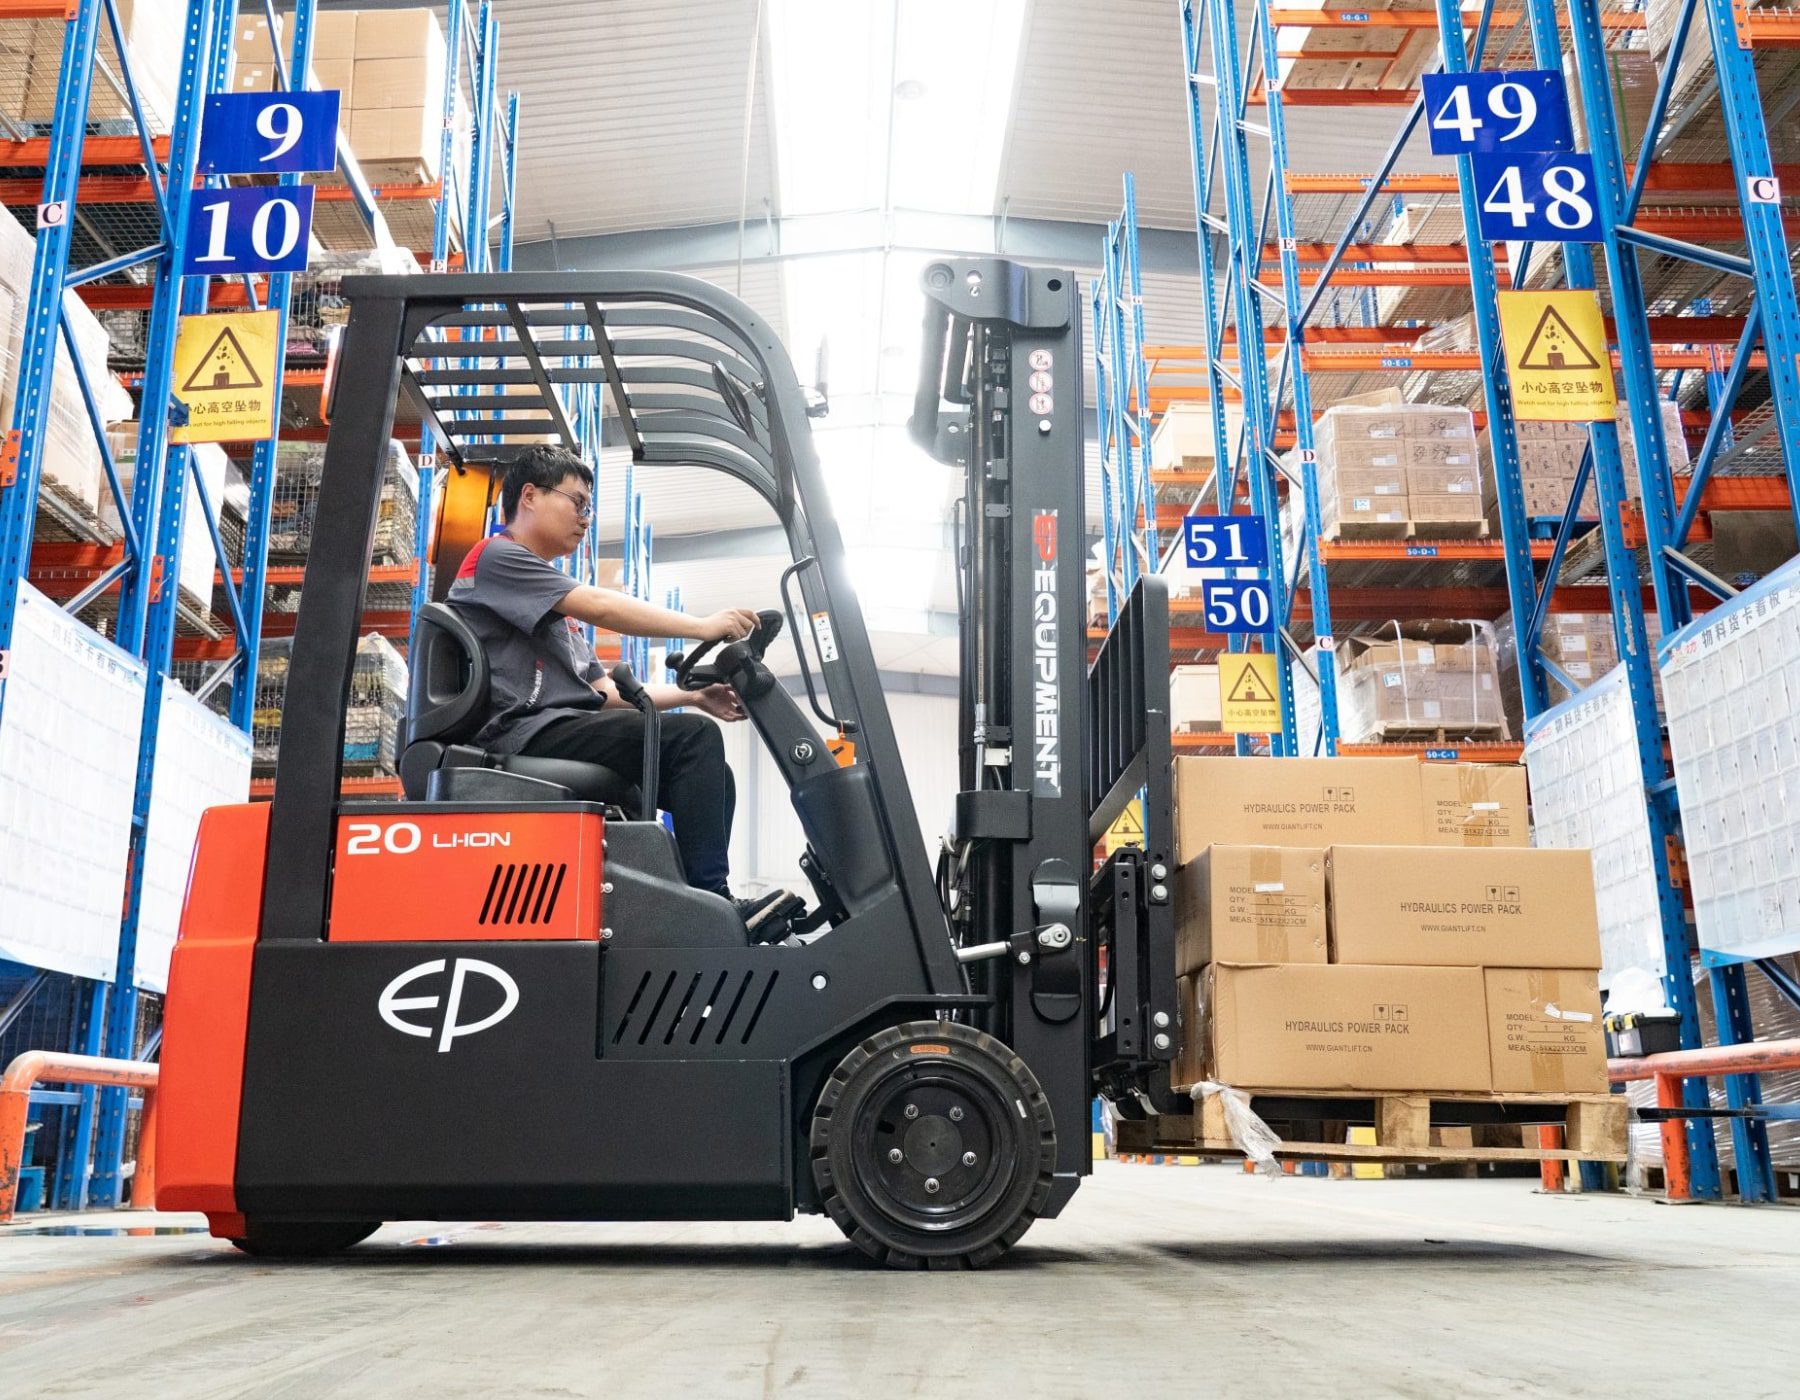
[
  {"xmin": 1162, "ymin": 0, "xmax": 1800, "ymax": 1199},
  {"xmin": 0, "ymin": 0, "xmax": 518, "ymax": 1211}
]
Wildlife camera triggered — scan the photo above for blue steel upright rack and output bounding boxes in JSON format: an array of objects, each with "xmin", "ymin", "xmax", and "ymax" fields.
[
  {"xmin": 1170, "ymin": 0, "xmax": 1800, "ymax": 1199},
  {"xmin": 0, "ymin": 0, "xmax": 521, "ymax": 1211}
]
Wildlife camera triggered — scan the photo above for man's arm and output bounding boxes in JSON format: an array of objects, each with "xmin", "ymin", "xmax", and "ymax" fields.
[
  {"xmin": 555, "ymin": 585, "xmax": 756, "ymax": 644},
  {"xmin": 593, "ymin": 673, "xmax": 745, "ymax": 720}
]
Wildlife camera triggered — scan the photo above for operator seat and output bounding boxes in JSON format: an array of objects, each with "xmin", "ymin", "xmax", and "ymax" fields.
[{"xmin": 398, "ymin": 602, "xmax": 643, "ymax": 809}]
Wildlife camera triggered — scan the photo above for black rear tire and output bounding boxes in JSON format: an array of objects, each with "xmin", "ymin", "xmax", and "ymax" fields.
[
  {"xmin": 230, "ymin": 1220, "xmax": 380, "ymax": 1258},
  {"xmin": 810, "ymin": 1021, "xmax": 1055, "ymax": 1270}
]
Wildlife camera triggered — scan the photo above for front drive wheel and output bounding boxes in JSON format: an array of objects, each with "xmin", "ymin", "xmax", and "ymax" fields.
[
  {"xmin": 810, "ymin": 1021, "xmax": 1055, "ymax": 1270},
  {"xmin": 230, "ymin": 1220, "xmax": 380, "ymax": 1258}
]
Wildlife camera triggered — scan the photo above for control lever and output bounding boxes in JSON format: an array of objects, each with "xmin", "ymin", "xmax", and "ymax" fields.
[{"xmin": 610, "ymin": 663, "xmax": 659, "ymax": 818}]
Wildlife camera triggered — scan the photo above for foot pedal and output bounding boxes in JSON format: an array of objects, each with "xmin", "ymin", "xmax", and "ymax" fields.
[{"xmin": 740, "ymin": 889, "xmax": 809, "ymax": 942}]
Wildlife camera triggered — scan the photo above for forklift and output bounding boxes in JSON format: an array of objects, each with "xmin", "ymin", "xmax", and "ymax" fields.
[{"xmin": 155, "ymin": 259, "xmax": 1180, "ymax": 1269}]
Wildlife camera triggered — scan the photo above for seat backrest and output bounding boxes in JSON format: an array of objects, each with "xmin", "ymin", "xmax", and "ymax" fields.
[{"xmin": 406, "ymin": 602, "xmax": 490, "ymax": 747}]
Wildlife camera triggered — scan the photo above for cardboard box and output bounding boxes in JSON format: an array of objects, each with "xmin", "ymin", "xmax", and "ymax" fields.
[
  {"xmin": 1320, "ymin": 466, "xmax": 1407, "ymax": 499},
  {"xmin": 353, "ymin": 53, "xmax": 446, "ymax": 112},
  {"xmin": 1407, "ymin": 466, "xmax": 1482, "ymax": 496},
  {"xmin": 1173, "ymin": 972, "xmax": 1206, "ymax": 1089},
  {"xmin": 1328, "ymin": 845, "xmax": 1603, "ymax": 968},
  {"xmin": 1484, "ymin": 967, "xmax": 1608, "ymax": 1093},
  {"xmin": 1324, "ymin": 437, "xmax": 1405, "ymax": 472},
  {"xmin": 1193, "ymin": 963, "xmax": 1492, "ymax": 1091},
  {"xmin": 1174, "ymin": 846, "xmax": 1328, "ymax": 972},
  {"xmin": 1418, "ymin": 763, "xmax": 1529, "ymax": 847},
  {"xmin": 349, "ymin": 106, "xmax": 441, "ymax": 175},
  {"xmin": 1402, "ymin": 406, "xmax": 1477, "ymax": 442},
  {"xmin": 1170, "ymin": 663, "xmax": 1222, "ymax": 732},
  {"xmin": 1404, "ymin": 438, "xmax": 1478, "ymax": 470},
  {"xmin": 312, "ymin": 58, "xmax": 355, "ymax": 107},
  {"xmin": 354, "ymin": 8, "xmax": 445, "ymax": 60},
  {"xmin": 1410, "ymin": 492, "xmax": 1486, "ymax": 525},
  {"xmin": 1173, "ymin": 756, "xmax": 1424, "ymax": 862}
]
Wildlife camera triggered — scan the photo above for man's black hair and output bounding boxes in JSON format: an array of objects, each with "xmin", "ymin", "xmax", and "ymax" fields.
[{"xmin": 499, "ymin": 444, "xmax": 595, "ymax": 522}]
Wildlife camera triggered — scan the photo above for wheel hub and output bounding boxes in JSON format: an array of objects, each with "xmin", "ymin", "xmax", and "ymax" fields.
[
  {"xmin": 854, "ymin": 1068, "xmax": 1015, "ymax": 1233},
  {"xmin": 902, "ymin": 1115, "xmax": 963, "ymax": 1175}
]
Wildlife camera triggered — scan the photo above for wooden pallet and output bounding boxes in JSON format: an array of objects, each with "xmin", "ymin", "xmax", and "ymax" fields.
[
  {"xmin": 1323, "ymin": 519, "xmax": 1413, "ymax": 541},
  {"xmin": 1409, "ymin": 517, "xmax": 1490, "ymax": 539},
  {"xmin": 1116, "ymin": 1087, "xmax": 1627, "ymax": 1165},
  {"xmin": 1348, "ymin": 722, "xmax": 1512, "ymax": 746}
]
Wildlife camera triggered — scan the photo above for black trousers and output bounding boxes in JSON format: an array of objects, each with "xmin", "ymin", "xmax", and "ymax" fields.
[{"xmin": 522, "ymin": 709, "xmax": 736, "ymax": 894}]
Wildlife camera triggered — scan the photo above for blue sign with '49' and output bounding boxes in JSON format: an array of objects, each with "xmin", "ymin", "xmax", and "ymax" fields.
[{"xmin": 1421, "ymin": 71, "xmax": 1573, "ymax": 156}]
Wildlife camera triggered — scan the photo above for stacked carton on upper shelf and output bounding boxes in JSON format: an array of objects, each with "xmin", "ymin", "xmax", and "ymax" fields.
[
  {"xmin": 1169, "ymin": 756, "xmax": 1607, "ymax": 1097},
  {"xmin": 1311, "ymin": 393, "xmax": 1484, "ymax": 540}
]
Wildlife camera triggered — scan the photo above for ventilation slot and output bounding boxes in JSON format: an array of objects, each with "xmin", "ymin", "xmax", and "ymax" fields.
[
  {"xmin": 662, "ymin": 973, "xmax": 705, "ymax": 1044},
  {"xmin": 636, "ymin": 972, "xmax": 680, "ymax": 1046},
  {"xmin": 479, "ymin": 862, "xmax": 570, "ymax": 925},
  {"xmin": 612, "ymin": 970, "xmax": 653, "ymax": 1046},
  {"xmin": 690, "ymin": 971, "xmax": 732, "ymax": 1045},
  {"xmin": 741, "ymin": 970, "xmax": 780, "ymax": 1044}
]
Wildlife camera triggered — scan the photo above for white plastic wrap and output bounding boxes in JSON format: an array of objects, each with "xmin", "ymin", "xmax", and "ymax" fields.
[
  {"xmin": 1336, "ymin": 619, "xmax": 1508, "ymax": 741},
  {"xmin": 0, "ymin": 585, "xmax": 145, "ymax": 979},
  {"xmin": 1191, "ymin": 1082, "xmax": 1283, "ymax": 1178},
  {"xmin": 1524, "ymin": 666, "xmax": 1667, "ymax": 986},
  {"xmin": 1661, "ymin": 554, "xmax": 1800, "ymax": 964},
  {"xmin": 135, "ymin": 684, "xmax": 252, "ymax": 992}
]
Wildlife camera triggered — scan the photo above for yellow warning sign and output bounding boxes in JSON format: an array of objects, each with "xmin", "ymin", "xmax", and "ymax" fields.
[
  {"xmin": 1497, "ymin": 290, "xmax": 1617, "ymax": 422},
  {"xmin": 1220, "ymin": 652, "xmax": 1283, "ymax": 735},
  {"xmin": 171, "ymin": 309, "xmax": 280, "ymax": 443},
  {"xmin": 1101, "ymin": 799, "xmax": 1144, "ymax": 858}
]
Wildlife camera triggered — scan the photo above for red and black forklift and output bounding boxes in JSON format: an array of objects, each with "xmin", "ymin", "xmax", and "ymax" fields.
[{"xmin": 155, "ymin": 260, "xmax": 1179, "ymax": 1268}]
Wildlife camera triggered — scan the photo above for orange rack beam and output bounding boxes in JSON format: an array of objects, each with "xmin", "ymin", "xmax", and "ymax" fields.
[
  {"xmin": 0, "ymin": 175, "xmax": 445, "ymax": 204},
  {"xmin": 0, "ymin": 134, "xmax": 173, "ymax": 165},
  {"xmin": 248, "ymin": 774, "xmax": 403, "ymax": 800}
]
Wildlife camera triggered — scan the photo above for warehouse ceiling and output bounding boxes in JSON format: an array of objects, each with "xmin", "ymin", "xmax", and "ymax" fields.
[{"xmin": 476, "ymin": 0, "xmax": 1461, "ymax": 676}]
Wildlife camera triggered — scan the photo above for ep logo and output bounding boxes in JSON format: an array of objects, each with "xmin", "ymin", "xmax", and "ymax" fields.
[{"xmin": 378, "ymin": 958, "xmax": 519, "ymax": 1053}]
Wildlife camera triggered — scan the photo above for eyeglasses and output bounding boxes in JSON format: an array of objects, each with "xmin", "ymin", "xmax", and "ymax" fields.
[{"xmin": 541, "ymin": 485, "xmax": 594, "ymax": 520}]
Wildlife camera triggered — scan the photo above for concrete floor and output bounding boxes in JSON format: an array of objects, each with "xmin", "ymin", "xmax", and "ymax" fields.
[{"xmin": 1, "ymin": 1163, "xmax": 1796, "ymax": 1398}]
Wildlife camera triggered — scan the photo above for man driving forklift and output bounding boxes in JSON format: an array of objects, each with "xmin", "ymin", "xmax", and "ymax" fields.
[{"xmin": 448, "ymin": 442, "xmax": 797, "ymax": 935}]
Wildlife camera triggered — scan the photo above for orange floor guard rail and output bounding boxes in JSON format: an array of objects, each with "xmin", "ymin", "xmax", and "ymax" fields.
[
  {"xmin": 1608, "ymin": 1038, "xmax": 1800, "ymax": 1201},
  {"xmin": 0, "ymin": 1052, "xmax": 160, "ymax": 1222}
]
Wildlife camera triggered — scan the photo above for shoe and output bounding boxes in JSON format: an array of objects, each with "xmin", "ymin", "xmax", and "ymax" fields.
[{"xmin": 733, "ymin": 888, "xmax": 807, "ymax": 941}]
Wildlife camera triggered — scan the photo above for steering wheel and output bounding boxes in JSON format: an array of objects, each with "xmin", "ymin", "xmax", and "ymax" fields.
[{"xmin": 669, "ymin": 609, "xmax": 784, "ymax": 692}]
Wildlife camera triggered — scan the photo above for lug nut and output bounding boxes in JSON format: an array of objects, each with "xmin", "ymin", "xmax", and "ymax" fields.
[
  {"xmin": 1017, "ymin": 950, "xmax": 1032, "ymax": 965},
  {"xmin": 949, "ymin": 1106, "xmax": 964, "ymax": 1122},
  {"xmin": 924, "ymin": 1177, "xmax": 941, "ymax": 1194},
  {"xmin": 1151, "ymin": 863, "xmax": 1168, "ymax": 881},
  {"xmin": 888, "ymin": 1148, "xmax": 904, "ymax": 1164},
  {"xmin": 1153, "ymin": 1011, "xmax": 1170, "ymax": 1029},
  {"xmin": 962, "ymin": 1151, "xmax": 977, "ymax": 1167},
  {"xmin": 1153, "ymin": 1032, "xmax": 1171, "ymax": 1051},
  {"xmin": 1150, "ymin": 883, "xmax": 1169, "ymax": 902},
  {"xmin": 904, "ymin": 1103, "xmax": 920, "ymax": 1120}
]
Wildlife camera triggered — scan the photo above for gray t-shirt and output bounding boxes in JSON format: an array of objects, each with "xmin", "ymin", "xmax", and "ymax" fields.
[{"xmin": 446, "ymin": 533, "xmax": 606, "ymax": 753}]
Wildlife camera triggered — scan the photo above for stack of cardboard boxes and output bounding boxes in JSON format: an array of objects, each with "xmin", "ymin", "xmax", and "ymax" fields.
[
  {"xmin": 1169, "ymin": 757, "xmax": 1608, "ymax": 1097},
  {"xmin": 1313, "ymin": 396, "xmax": 1484, "ymax": 539},
  {"xmin": 0, "ymin": 206, "xmax": 127, "ymax": 530},
  {"xmin": 231, "ymin": 7, "xmax": 465, "ymax": 184},
  {"xmin": 5, "ymin": 0, "xmax": 185, "ymax": 129},
  {"xmin": 1515, "ymin": 399, "xmax": 1688, "ymax": 519},
  {"xmin": 1275, "ymin": 1, "xmax": 1437, "ymax": 98},
  {"xmin": 1494, "ymin": 608, "xmax": 1665, "ymax": 736},
  {"xmin": 1335, "ymin": 621, "xmax": 1509, "ymax": 742}
]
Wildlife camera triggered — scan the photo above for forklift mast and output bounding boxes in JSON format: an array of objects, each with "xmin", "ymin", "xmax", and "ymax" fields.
[{"xmin": 910, "ymin": 259, "xmax": 1180, "ymax": 1130}]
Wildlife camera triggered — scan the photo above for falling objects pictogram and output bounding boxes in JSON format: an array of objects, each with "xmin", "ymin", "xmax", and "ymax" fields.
[
  {"xmin": 1516, "ymin": 306, "xmax": 1603, "ymax": 372},
  {"xmin": 179, "ymin": 326, "xmax": 264, "ymax": 393}
]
